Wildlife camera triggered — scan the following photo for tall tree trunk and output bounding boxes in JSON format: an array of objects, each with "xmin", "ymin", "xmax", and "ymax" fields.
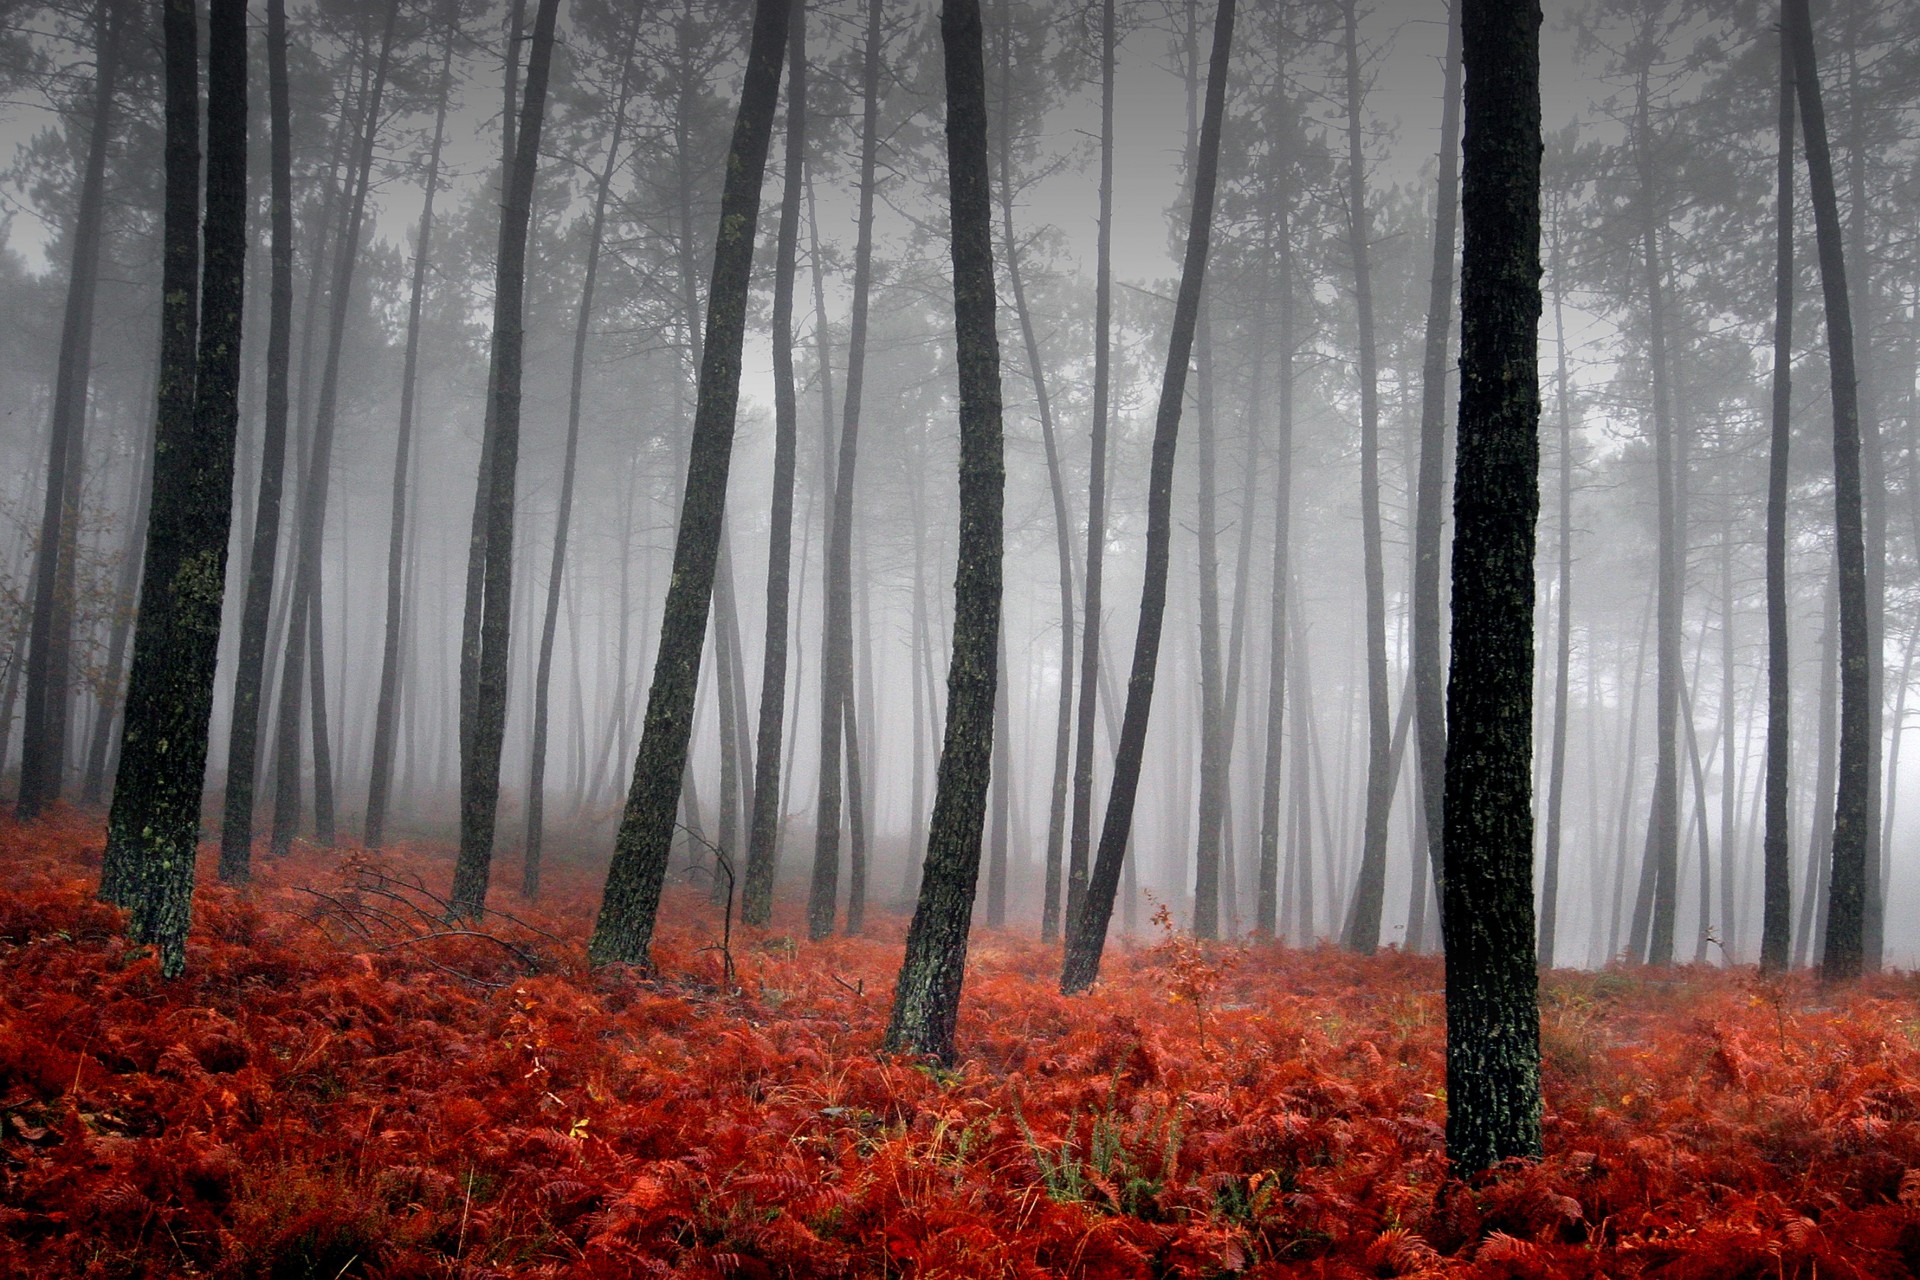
[
  {"xmin": 986, "ymin": 620, "xmax": 1010, "ymax": 927},
  {"xmin": 1410, "ymin": 1, "xmax": 1462, "ymax": 932},
  {"xmin": 522, "ymin": 10, "xmax": 641, "ymax": 894},
  {"xmin": 809, "ymin": 0, "xmax": 884, "ymax": 941},
  {"xmin": 1066, "ymin": 0, "xmax": 1116, "ymax": 935},
  {"xmin": 588, "ymin": 0, "xmax": 791, "ymax": 966},
  {"xmin": 107, "ymin": 0, "xmax": 248, "ymax": 977},
  {"xmin": 451, "ymin": 0, "xmax": 564, "ymax": 920},
  {"xmin": 366, "ymin": 15, "xmax": 457, "ymax": 853},
  {"xmin": 1538, "ymin": 204, "xmax": 1575, "ymax": 968},
  {"xmin": 1797, "ymin": 578, "xmax": 1838, "ymax": 966},
  {"xmin": 1060, "ymin": 0, "xmax": 1234, "ymax": 996},
  {"xmin": 1784, "ymin": 0, "xmax": 1872, "ymax": 981},
  {"xmin": 882, "ymin": 0, "xmax": 1008, "ymax": 1060},
  {"xmin": 1255, "ymin": 139, "xmax": 1295, "ymax": 944},
  {"xmin": 1444, "ymin": 0, "xmax": 1542, "ymax": 1177},
  {"xmin": 993, "ymin": 3, "xmax": 1076, "ymax": 943},
  {"xmin": 19, "ymin": 0, "xmax": 122, "ymax": 821},
  {"xmin": 744, "ymin": 0, "xmax": 808, "ymax": 927},
  {"xmin": 1338, "ymin": 0, "xmax": 1395, "ymax": 955},
  {"xmin": 221, "ymin": 268, "xmax": 291, "ymax": 837},
  {"xmin": 271, "ymin": 5, "xmax": 397, "ymax": 856}
]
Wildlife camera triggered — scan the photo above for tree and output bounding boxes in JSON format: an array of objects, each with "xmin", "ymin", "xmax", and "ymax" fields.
[
  {"xmin": 1060, "ymin": 0, "xmax": 1235, "ymax": 996},
  {"xmin": 882, "ymin": 0, "xmax": 1007, "ymax": 1061},
  {"xmin": 450, "ymin": 0, "xmax": 564, "ymax": 920},
  {"xmin": 743, "ymin": 0, "xmax": 808, "ymax": 928},
  {"xmin": 1538, "ymin": 157, "xmax": 1576, "ymax": 968},
  {"xmin": 1443, "ymin": 0, "xmax": 1542, "ymax": 1176},
  {"xmin": 365, "ymin": 3, "xmax": 460, "ymax": 854},
  {"xmin": 523, "ymin": 6, "xmax": 643, "ymax": 896},
  {"xmin": 589, "ymin": 0, "xmax": 792, "ymax": 967},
  {"xmin": 1783, "ymin": 0, "xmax": 1872, "ymax": 982},
  {"xmin": 17, "ymin": 0, "xmax": 121, "ymax": 823},
  {"xmin": 104, "ymin": 0, "xmax": 248, "ymax": 977},
  {"xmin": 1760, "ymin": 19, "xmax": 1794, "ymax": 974},
  {"xmin": 217, "ymin": 0, "xmax": 294, "ymax": 883},
  {"xmin": 809, "ymin": 0, "xmax": 884, "ymax": 942}
]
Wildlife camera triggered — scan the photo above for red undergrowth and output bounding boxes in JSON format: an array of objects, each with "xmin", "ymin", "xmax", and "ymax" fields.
[{"xmin": 3, "ymin": 809, "xmax": 1920, "ymax": 1277}]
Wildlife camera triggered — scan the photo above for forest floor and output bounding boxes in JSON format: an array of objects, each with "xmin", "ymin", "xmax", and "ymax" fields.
[{"xmin": 3, "ymin": 812, "xmax": 1920, "ymax": 1277}]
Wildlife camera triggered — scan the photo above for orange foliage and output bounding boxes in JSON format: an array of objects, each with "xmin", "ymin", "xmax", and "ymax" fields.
[{"xmin": 2, "ymin": 810, "xmax": 1920, "ymax": 1277}]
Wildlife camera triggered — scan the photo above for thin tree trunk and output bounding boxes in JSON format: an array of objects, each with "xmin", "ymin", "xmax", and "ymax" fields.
[
  {"xmin": 1538, "ymin": 202, "xmax": 1575, "ymax": 967},
  {"xmin": 1785, "ymin": 0, "xmax": 1872, "ymax": 979},
  {"xmin": 882, "ymin": 0, "xmax": 1007, "ymax": 1060},
  {"xmin": 1339, "ymin": 0, "xmax": 1395, "ymax": 955},
  {"xmin": 450, "ymin": 0, "xmax": 563, "ymax": 919},
  {"xmin": 1066, "ymin": 0, "xmax": 1116, "ymax": 935},
  {"xmin": 1444, "ymin": 0, "xmax": 1542, "ymax": 1176},
  {"xmin": 1061, "ymin": 0, "xmax": 1234, "ymax": 995},
  {"xmin": 366, "ymin": 15, "xmax": 457, "ymax": 852},
  {"xmin": 1761, "ymin": 25, "xmax": 1795, "ymax": 973},
  {"xmin": 20, "ymin": 0, "xmax": 122, "ymax": 821},
  {"xmin": 588, "ymin": 0, "xmax": 791, "ymax": 965},
  {"xmin": 108, "ymin": 0, "xmax": 248, "ymax": 977},
  {"xmin": 809, "ymin": 0, "xmax": 883, "ymax": 941},
  {"xmin": 522, "ymin": 10, "xmax": 640, "ymax": 893},
  {"xmin": 744, "ymin": 0, "xmax": 808, "ymax": 926}
]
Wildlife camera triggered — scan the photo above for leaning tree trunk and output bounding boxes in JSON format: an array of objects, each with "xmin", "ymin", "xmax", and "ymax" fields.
[
  {"xmin": 1060, "ymin": 0, "xmax": 1234, "ymax": 997},
  {"xmin": 1338, "ymin": 0, "xmax": 1395, "ymax": 956},
  {"xmin": 1761, "ymin": 23, "xmax": 1795, "ymax": 973},
  {"xmin": 588, "ymin": 0, "xmax": 791, "ymax": 966},
  {"xmin": 1066, "ymin": 0, "xmax": 1116, "ymax": 936},
  {"xmin": 743, "ymin": 3, "xmax": 808, "ymax": 925},
  {"xmin": 522, "ymin": 9, "xmax": 642, "ymax": 896},
  {"xmin": 106, "ymin": 0, "xmax": 247, "ymax": 978},
  {"xmin": 882, "ymin": 0, "xmax": 1008, "ymax": 1061},
  {"xmin": 808, "ymin": 0, "xmax": 884, "ymax": 941},
  {"xmin": 216, "ymin": 0, "xmax": 292, "ymax": 881},
  {"xmin": 365, "ymin": 14, "xmax": 457, "ymax": 853},
  {"xmin": 1784, "ymin": 0, "xmax": 1872, "ymax": 981},
  {"xmin": 1409, "ymin": 0, "xmax": 1462, "ymax": 935},
  {"xmin": 1444, "ymin": 0, "xmax": 1542, "ymax": 1178},
  {"xmin": 450, "ymin": 0, "xmax": 564, "ymax": 921},
  {"xmin": 20, "ymin": 0, "xmax": 121, "ymax": 822}
]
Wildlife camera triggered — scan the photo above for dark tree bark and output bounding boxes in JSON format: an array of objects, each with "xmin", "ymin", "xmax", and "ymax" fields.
[
  {"xmin": 1060, "ymin": 0, "xmax": 1234, "ymax": 996},
  {"xmin": 1338, "ymin": 0, "xmax": 1395, "ymax": 956},
  {"xmin": 1444, "ymin": 0, "xmax": 1542, "ymax": 1177},
  {"xmin": 588, "ymin": 0, "xmax": 791, "ymax": 966},
  {"xmin": 808, "ymin": 0, "xmax": 883, "ymax": 942},
  {"xmin": 745, "ymin": 0, "xmax": 811, "ymax": 928},
  {"xmin": 1761, "ymin": 25, "xmax": 1794, "ymax": 975},
  {"xmin": 1066, "ymin": 0, "xmax": 1115, "ymax": 935},
  {"xmin": 451, "ymin": 0, "xmax": 564, "ymax": 920},
  {"xmin": 214, "ymin": 0, "xmax": 288, "ymax": 881},
  {"xmin": 1537, "ymin": 201, "xmax": 1575, "ymax": 968},
  {"xmin": 523, "ymin": 9, "xmax": 642, "ymax": 895},
  {"xmin": 1410, "ymin": 1, "xmax": 1463, "ymax": 934},
  {"xmin": 366, "ymin": 13, "xmax": 458, "ymax": 854},
  {"xmin": 105, "ymin": 0, "xmax": 247, "ymax": 977},
  {"xmin": 270, "ymin": 1, "xmax": 398, "ymax": 857},
  {"xmin": 882, "ymin": 0, "xmax": 1007, "ymax": 1060},
  {"xmin": 20, "ymin": 0, "xmax": 121, "ymax": 821},
  {"xmin": 1784, "ymin": 0, "xmax": 1872, "ymax": 981}
]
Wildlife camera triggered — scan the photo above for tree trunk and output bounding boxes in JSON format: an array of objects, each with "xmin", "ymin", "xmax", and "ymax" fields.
[
  {"xmin": 1784, "ymin": 0, "xmax": 1872, "ymax": 981},
  {"xmin": 20, "ymin": 0, "xmax": 122, "ymax": 821},
  {"xmin": 1060, "ymin": 0, "xmax": 1234, "ymax": 996},
  {"xmin": 450, "ymin": 0, "xmax": 563, "ymax": 920},
  {"xmin": 744, "ymin": 0, "xmax": 809, "ymax": 927},
  {"xmin": 808, "ymin": 0, "xmax": 884, "ymax": 941},
  {"xmin": 1444, "ymin": 0, "xmax": 1542, "ymax": 1177},
  {"xmin": 1066, "ymin": 0, "xmax": 1116, "ymax": 935},
  {"xmin": 365, "ymin": 16, "xmax": 457, "ymax": 853},
  {"xmin": 1538, "ymin": 203, "xmax": 1575, "ymax": 968},
  {"xmin": 1255, "ymin": 148, "xmax": 1295, "ymax": 944},
  {"xmin": 82, "ymin": 397, "xmax": 152, "ymax": 807},
  {"xmin": 588, "ymin": 0, "xmax": 791, "ymax": 966},
  {"xmin": 1338, "ymin": 0, "xmax": 1395, "ymax": 955},
  {"xmin": 882, "ymin": 0, "xmax": 1007, "ymax": 1060},
  {"xmin": 1410, "ymin": 2, "xmax": 1462, "ymax": 933},
  {"xmin": 522, "ymin": 10, "xmax": 641, "ymax": 894},
  {"xmin": 107, "ymin": 0, "xmax": 248, "ymax": 977}
]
